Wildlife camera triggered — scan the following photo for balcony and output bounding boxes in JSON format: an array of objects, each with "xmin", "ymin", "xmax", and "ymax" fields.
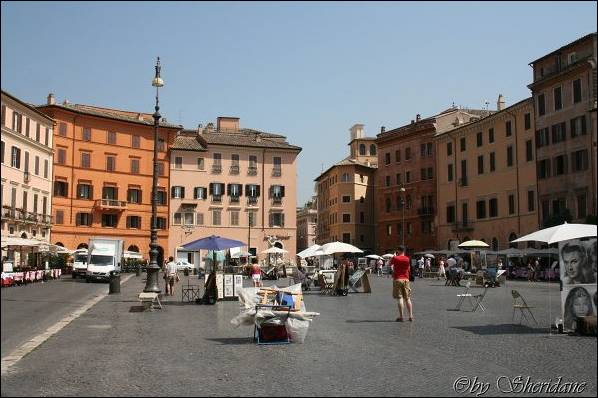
[
  {"xmin": 459, "ymin": 177, "xmax": 468, "ymax": 187},
  {"xmin": 211, "ymin": 195, "xmax": 223, "ymax": 204},
  {"xmin": 94, "ymin": 199, "xmax": 127, "ymax": 211},
  {"xmin": 24, "ymin": 171, "xmax": 31, "ymax": 184},
  {"xmin": 247, "ymin": 196, "xmax": 258, "ymax": 206},
  {"xmin": 2, "ymin": 205, "xmax": 16, "ymax": 219},
  {"xmin": 229, "ymin": 165, "xmax": 240, "ymax": 175},
  {"xmin": 451, "ymin": 221, "xmax": 474, "ymax": 232},
  {"xmin": 229, "ymin": 196, "xmax": 240, "ymax": 205},
  {"xmin": 272, "ymin": 168, "xmax": 282, "ymax": 177},
  {"xmin": 247, "ymin": 166, "xmax": 257, "ymax": 176},
  {"xmin": 211, "ymin": 165, "xmax": 222, "ymax": 174},
  {"xmin": 272, "ymin": 197, "xmax": 283, "ymax": 207},
  {"xmin": 417, "ymin": 207, "xmax": 434, "ymax": 216}
]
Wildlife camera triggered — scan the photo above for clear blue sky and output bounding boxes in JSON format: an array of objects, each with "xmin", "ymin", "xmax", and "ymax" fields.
[{"xmin": 2, "ymin": 1, "xmax": 596, "ymax": 205}]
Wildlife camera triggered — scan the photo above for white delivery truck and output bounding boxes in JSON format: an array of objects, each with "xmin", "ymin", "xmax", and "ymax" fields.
[
  {"xmin": 72, "ymin": 248, "xmax": 89, "ymax": 279},
  {"xmin": 86, "ymin": 237, "xmax": 124, "ymax": 283}
]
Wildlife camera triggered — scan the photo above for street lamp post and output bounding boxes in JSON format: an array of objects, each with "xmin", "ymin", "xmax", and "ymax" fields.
[
  {"xmin": 144, "ymin": 57, "xmax": 164, "ymax": 293},
  {"xmin": 400, "ymin": 186, "xmax": 406, "ymax": 248}
]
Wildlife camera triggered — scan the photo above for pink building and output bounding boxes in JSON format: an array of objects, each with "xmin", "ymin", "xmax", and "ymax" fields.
[
  {"xmin": 168, "ymin": 117, "xmax": 301, "ymax": 268},
  {"xmin": 1, "ymin": 90, "xmax": 54, "ymax": 255}
]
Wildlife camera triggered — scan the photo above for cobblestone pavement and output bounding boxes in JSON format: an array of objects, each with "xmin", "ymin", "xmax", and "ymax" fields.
[
  {"xmin": 1, "ymin": 276, "xmax": 107, "ymax": 357},
  {"xmin": 1, "ymin": 274, "xmax": 596, "ymax": 396}
]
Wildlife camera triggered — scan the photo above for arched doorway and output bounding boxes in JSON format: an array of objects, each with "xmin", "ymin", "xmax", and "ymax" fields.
[
  {"xmin": 508, "ymin": 233, "xmax": 517, "ymax": 248},
  {"xmin": 492, "ymin": 238, "xmax": 499, "ymax": 251},
  {"xmin": 274, "ymin": 242, "xmax": 283, "ymax": 249},
  {"xmin": 77, "ymin": 243, "xmax": 88, "ymax": 250},
  {"xmin": 21, "ymin": 232, "xmax": 28, "ymax": 239},
  {"xmin": 127, "ymin": 245, "xmax": 139, "ymax": 252},
  {"xmin": 55, "ymin": 242, "xmax": 64, "ymax": 247}
]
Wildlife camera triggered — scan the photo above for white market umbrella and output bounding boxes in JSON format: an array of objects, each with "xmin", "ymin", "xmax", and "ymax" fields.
[
  {"xmin": 0, "ymin": 237, "xmax": 44, "ymax": 248},
  {"xmin": 424, "ymin": 253, "xmax": 435, "ymax": 258},
  {"xmin": 261, "ymin": 247, "xmax": 288, "ymax": 254},
  {"xmin": 458, "ymin": 240, "xmax": 490, "ymax": 248},
  {"xmin": 320, "ymin": 241, "xmax": 363, "ymax": 255},
  {"xmin": 382, "ymin": 253, "xmax": 394, "ymax": 259},
  {"xmin": 365, "ymin": 254, "xmax": 383, "ymax": 260},
  {"xmin": 124, "ymin": 251, "xmax": 143, "ymax": 259},
  {"xmin": 511, "ymin": 222, "xmax": 597, "ymax": 245},
  {"xmin": 297, "ymin": 244, "xmax": 321, "ymax": 258}
]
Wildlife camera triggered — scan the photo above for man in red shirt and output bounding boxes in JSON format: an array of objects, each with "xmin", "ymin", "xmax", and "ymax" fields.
[{"xmin": 390, "ymin": 245, "xmax": 413, "ymax": 322}]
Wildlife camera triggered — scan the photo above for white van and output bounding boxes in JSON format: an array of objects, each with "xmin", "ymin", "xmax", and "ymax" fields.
[
  {"xmin": 86, "ymin": 238, "xmax": 123, "ymax": 282},
  {"xmin": 72, "ymin": 249, "xmax": 89, "ymax": 279}
]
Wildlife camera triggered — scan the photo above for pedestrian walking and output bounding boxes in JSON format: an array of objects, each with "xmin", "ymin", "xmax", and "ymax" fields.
[
  {"xmin": 437, "ymin": 257, "xmax": 446, "ymax": 280},
  {"xmin": 251, "ymin": 258, "xmax": 262, "ymax": 287},
  {"xmin": 391, "ymin": 245, "xmax": 413, "ymax": 322},
  {"xmin": 417, "ymin": 257, "xmax": 424, "ymax": 278},
  {"xmin": 376, "ymin": 258, "xmax": 383, "ymax": 276},
  {"xmin": 425, "ymin": 257, "xmax": 431, "ymax": 273},
  {"xmin": 164, "ymin": 256, "xmax": 179, "ymax": 296}
]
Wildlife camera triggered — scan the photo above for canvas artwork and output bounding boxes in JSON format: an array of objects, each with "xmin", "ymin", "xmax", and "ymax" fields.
[{"xmin": 559, "ymin": 238, "xmax": 597, "ymax": 331}]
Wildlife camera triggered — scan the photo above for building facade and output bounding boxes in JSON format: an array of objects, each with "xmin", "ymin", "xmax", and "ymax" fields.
[
  {"xmin": 528, "ymin": 32, "xmax": 597, "ymax": 226},
  {"xmin": 1, "ymin": 90, "xmax": 54, "ymax": 249},
  {"xmin": 436, "ymin": 96, "xmax": 538, "ymax": 251},
  {"xmin": 315, "ymin": 124, "xmax": 377, "ymax": 252},
  {"xmin": 168, "ymin": 117, "xmax": 301, "ymax": 266},
  {"xmin": 376, "ymin": 108, "xmax": 487, "ymax": 254},
  {"xmin": 37, "ymin": 95, "xmax": 181, "ymax": 263},
  {"xmin": 296, "ymin": 196, "xmax": 317, "ymax": 253}
]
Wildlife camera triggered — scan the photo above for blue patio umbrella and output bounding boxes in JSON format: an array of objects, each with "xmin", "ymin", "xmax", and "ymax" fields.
[
  {"xmin": 181, "ymin": 235, "xmax": 246, "ymax": 304},
  {"xmin": 181, "ymin": 235, "xmax": 246, "ymax": 252}
]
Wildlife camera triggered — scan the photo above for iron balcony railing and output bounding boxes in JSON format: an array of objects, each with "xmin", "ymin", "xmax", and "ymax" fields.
[
  {"xmin": 247, "ymin": 166, "xmax": 258, "ymax": 176},
  {"xmin": 211, "ymin": 165, "xmax": 222, "ymax": 174},
  {"xmin": 247, "ymin": 196, "xmax": 258, "ymax": 206},
  {"xmin": 417, "ymin": 207, "xmax": 434, "ymax": 216},
  {"xmin": 272, "ymin": 168, "xmax": 282, "ymax": 177},
  {"xmin": 229, "ymin": 165, "xmax": 240, "ymax": 175}
]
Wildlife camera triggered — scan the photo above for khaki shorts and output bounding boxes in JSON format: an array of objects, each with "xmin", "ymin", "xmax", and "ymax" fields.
[{"xmin": 393, "ymin": 279, "xmax": 411, "ymax": 300}]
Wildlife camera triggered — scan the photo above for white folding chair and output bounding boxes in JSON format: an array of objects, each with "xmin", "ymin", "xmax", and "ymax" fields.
[
  {"xmin": 455, "ymin": 281, "xmax": 473, "ymax": 310},
  {"xmin": 471, "ymin": 287, "xmax": 488, "ymax": 312}
]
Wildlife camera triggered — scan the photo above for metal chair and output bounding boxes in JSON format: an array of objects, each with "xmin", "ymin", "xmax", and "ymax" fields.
[
  {"xmin": 511, "ymin": 290, "xmax": 537, "ymax": 325},
  {"xmin": 455, "ymin": 281, "xmax": 473, "ymax": 310},
  {"xmin": 471, "ymin": 286, "xmax": 488, "ymax": 312}
]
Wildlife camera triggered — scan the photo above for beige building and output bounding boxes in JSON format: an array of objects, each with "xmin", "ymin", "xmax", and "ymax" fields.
[
  {"xmin": 168, "ymin": 117, "xmax": 302, "ymax": 267},
  {"xmin": 435, "ymin": 96, "xmax": 538, "ymax": 250},
  {"xmin": 528, "ymin": 32, "xmax": 597, "ymax": 226},
  {"xmin": 296, "ymin": 197, "xmax": 317, "ymax": 252},
  {"xmin": 1, "ymin": 90, "xmax": 54, "ymax": 252},
  {"xmin": 315, "ymin": 124, "xmax": 377, "ymax": 251}
]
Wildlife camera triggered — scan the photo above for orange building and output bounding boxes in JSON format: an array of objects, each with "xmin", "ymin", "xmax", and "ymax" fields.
[
  {"xmin": 376, "ymin": 108, "xmax": 487, "ymax": 254},
  {"xmin": 37, "ymin": 94, "xmax": 181, "ymax": 263}
]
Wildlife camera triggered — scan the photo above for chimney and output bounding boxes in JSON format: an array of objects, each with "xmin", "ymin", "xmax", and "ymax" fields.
[
  {"xmin": 137, "ymin": 113, "xmax": 144, "ymax": 121},
  {"xmin": 47, "ymin": 93, "xmax": 55, "ymax": 105},
  {"xmin": 349, "ymin": 124, "xmax": 364, "ymax": 141},
  {"xmin": 416, "ymin": 114, "xmax": 421, "ymax": 122},
  {"xmin": 380, "ymin": 126, "xmax": 385, "ymax": 134},
  {"xmin": 497, "ymin": 94, "xmax": 505, "ymax": 111},
  {"xmin": 196, "ymin": 123, "xmax": 203, "ymax": 134}
]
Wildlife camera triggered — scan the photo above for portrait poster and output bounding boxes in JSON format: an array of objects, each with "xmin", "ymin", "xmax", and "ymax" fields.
[{"xmin": 559, "ymin": 238, "xmax": 597, "ymax": 331}]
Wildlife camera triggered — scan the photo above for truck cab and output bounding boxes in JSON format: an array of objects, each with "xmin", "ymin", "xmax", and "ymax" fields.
[
  {"xmin": 86, "ymin": 238, "xmax": 123, "ymax": 282},
  {"xmin": 72, "ymin": 249, "xmax": 89, "ymax": 279}
]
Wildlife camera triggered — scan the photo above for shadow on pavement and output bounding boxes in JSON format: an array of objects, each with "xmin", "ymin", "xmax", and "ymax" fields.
[
  {"xmin": 452, "ymin": 324, "xmax": 548, "ymax": 335},
  {"xmin": 346, "ymin": 319, "xmax": 398, "ymax": 323},
  {"xmin": 205, "ymin": 337, "xmax": 254, "ymax": 345},
  {"xmin": 129, "ymin": 306, "xmax": 146, "ymax": 312}
]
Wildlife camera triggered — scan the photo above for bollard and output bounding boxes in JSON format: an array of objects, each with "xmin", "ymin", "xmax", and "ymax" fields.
[{"xmin": 108, "ymin": 272, "xmax": 121, "ymax": 294}]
